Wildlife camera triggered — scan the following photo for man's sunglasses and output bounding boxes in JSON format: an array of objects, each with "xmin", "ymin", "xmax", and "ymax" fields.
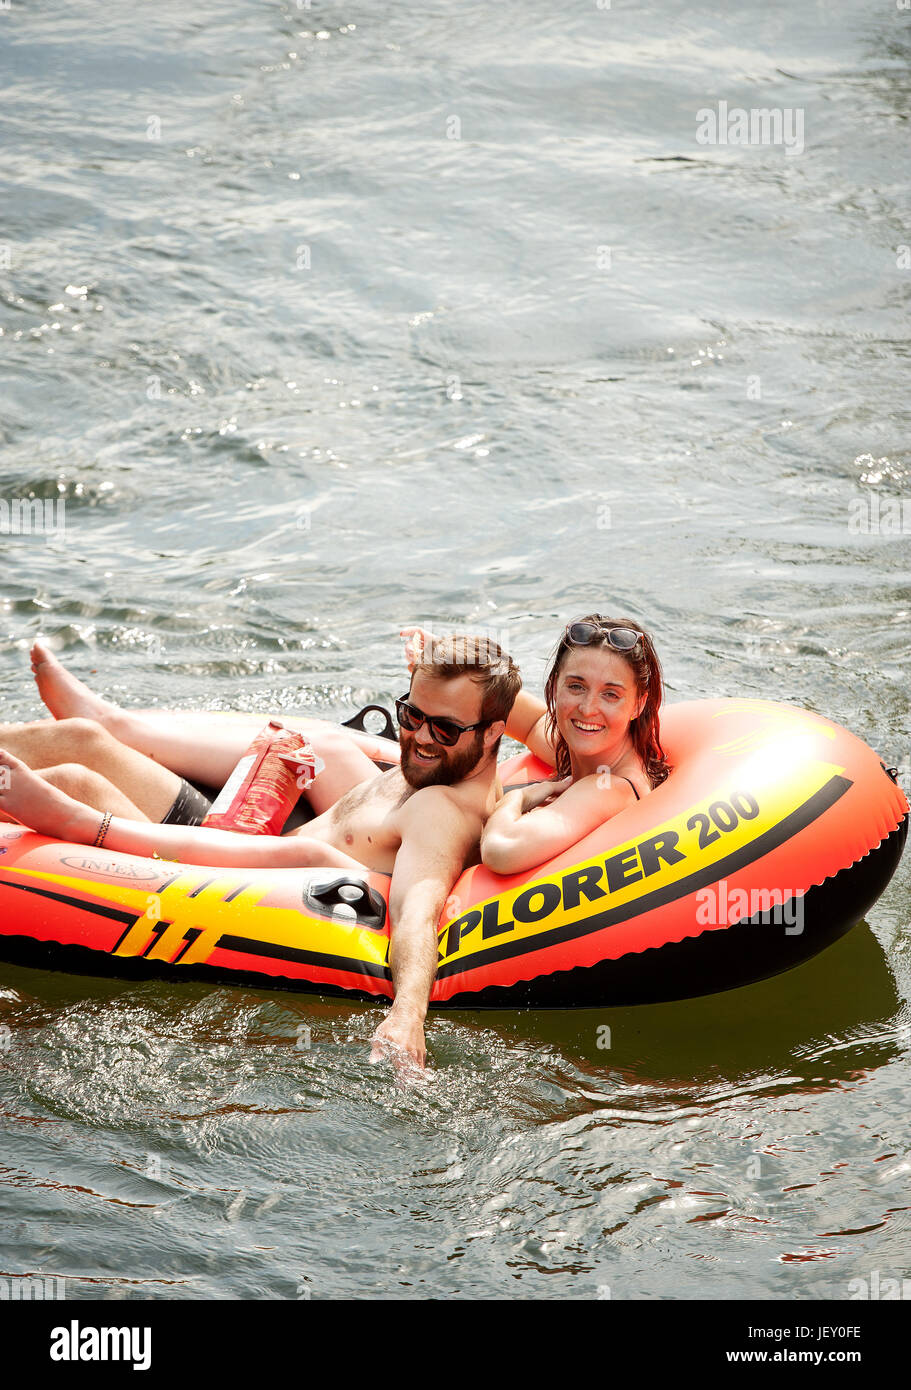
[
  {"xmin": 564, "ymin": 620, "xmax": 641, "ymax": 651},
  {"xmin": 395, "ymin": 696, "xmax": 489, "ymax": 747}
]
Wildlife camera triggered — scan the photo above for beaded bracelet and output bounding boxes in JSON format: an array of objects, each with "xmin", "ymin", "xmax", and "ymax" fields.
[{"xmin": 93, "ymin": 811, "xmax": 113, "ymax": 848}]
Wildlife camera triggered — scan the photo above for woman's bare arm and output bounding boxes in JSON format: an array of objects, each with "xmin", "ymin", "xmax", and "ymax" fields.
[
  {"xmin": 481, "ymin": 774, "xmax": 637, "ymax": 875},
  {"xmin": 504, "ymin": 689, "xmax": 554, "ymax": 765}
]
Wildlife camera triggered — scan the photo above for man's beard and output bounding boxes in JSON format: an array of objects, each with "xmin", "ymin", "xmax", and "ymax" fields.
[{"xmin": 399, "ymin": 728, "xmax": 488, "ymax": 789}]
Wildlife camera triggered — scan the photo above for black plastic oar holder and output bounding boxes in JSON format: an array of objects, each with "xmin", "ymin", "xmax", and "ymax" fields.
[
  {"xmin": 304, "ymin": 875, "xmax": 387, "ymax": 931},
  {"xmin": 342, "ymin": 704, "xmax": 398, "ymax": 743}
]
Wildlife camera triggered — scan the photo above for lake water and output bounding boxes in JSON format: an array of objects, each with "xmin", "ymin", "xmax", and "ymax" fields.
[{"xmin": 1, "ymin": 0, "xmax": 909, "ymax": 1301}]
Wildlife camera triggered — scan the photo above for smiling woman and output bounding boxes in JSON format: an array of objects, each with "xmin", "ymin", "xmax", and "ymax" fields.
[{"xmin": 481, "ymin": 615, "xmax": 668, "ymax": 875}]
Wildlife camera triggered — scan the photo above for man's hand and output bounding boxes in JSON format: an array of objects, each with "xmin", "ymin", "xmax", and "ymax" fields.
[
  {"xmin": 370, "ymin": 1004, "xmax": 427, "ymax": 1071},
  {"xmin": 374, "ymin": 786, "xmax": 476, "ymax": 1079},
  {"xmin": 520, "ymin": 776, "xmax": 572, "ymax": 812},
  {"xmin": 399, "ymin": 625, "xmax": 436, "ymax": 676}
]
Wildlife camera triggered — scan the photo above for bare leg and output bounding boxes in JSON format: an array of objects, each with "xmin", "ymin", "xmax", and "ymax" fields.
[
  {"xmin": 35, "ymin": 765, "xmax": 148, "ymax": 819},
  {"xmin": 32, "ymin": 642, "xmax": 396, "ymax": 758},
  {"xmin": 0, "ymin": 763, "xmax": 148, "ymax": 824},
  {"xmin": 0, "ymin": 749, "xmax": 363, "ymax": 870},
  {"xmin": 30, "ymin": 641, "xmax": 385, "ymax": 814},
  {"xmin": 0, "ymin": 717, "xmax": 181, "ymax": 821},
  {"xmin": 132, "ymin": 707, "xmax": 400, "ymax": 766}
]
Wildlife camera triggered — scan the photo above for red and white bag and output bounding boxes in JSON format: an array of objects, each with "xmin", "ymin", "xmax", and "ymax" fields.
[{"xmin": 202, "ymin": 720, "xmax": 323, "ymax": 836}]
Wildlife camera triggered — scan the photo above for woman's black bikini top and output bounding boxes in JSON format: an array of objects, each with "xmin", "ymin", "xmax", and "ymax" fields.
[{"xmin": 620, "ymin": 776, "xmax": 641, "ymax": 801}]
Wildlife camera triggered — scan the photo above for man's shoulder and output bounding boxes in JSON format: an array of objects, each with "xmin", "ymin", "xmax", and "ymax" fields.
[
  {"xmin": 399, "ymin": 781, "xmax": 481, "ymax": 835},
  {"xmin": 402, "ymin": 781, "xmax": 466, "ymax": 816}
]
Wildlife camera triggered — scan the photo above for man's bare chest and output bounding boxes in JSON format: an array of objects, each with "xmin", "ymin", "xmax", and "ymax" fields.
[{"xmin": 323, "ymin": 769, "xmax": 412, "ymax": 848}]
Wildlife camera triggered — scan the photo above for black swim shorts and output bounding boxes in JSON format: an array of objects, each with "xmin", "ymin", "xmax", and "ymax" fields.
[{"xmin": 160, "ymin": 778, "xmax": 213, "ymax": 827}]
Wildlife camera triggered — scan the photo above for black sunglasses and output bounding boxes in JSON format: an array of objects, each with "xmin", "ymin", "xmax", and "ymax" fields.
[
  {"xmin": 564, "ymin": 620, "xmax": 641, "ymax": 651},
  {"xmin": 395, "ymin": 696, "xmax": 489, "ymax": 747}
]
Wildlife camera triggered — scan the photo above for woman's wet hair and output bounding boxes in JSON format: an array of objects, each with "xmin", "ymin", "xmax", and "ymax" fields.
[{"xmin": 543, "ymin": 614, "xmax": 670, "ymax": 786}]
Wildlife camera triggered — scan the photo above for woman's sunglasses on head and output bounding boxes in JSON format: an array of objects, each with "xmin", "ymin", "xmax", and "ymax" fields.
[
  {"xmin": 395, "ymin": 696, "xmax": 489, "ymax": 747},
  {"xmin": 564, "ymin": 620, "xmax": 642, "ymax": 651}
]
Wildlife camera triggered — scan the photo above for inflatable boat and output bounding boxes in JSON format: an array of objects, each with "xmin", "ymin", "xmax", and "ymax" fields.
[{"xmin": 0, "ymin": 698, "xmax": 905, "ymax": 1007}]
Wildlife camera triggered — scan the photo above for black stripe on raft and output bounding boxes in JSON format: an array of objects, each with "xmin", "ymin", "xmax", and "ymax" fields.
[
  {"xmin": 437, "ymin": 817, "xmax": 908, "ymax": 1007},
  {"xmin": 0, "ymin": 877, "xmax": 137, "ymax": 927},
  {"xmin": 187, "ymin": 878, "xmax": 217, "ymax": 899},
  {"xmin": 437, "ymin": 773, "xmax": 854, "ymax": 980},
  {"xmin": 112, "ymin": 917, "xmax": 149, "ymax": 952},
  {"xmin": 0, "ymin": 878, "xmax": 174, "ymax": 956},
  {"xmin": 171, "ymin": 928, "xmax": 202, "ymax": 964},
  {"xmin": 140, "ymin": 922, "xmax": 171, "ymax": 957},
  {"xmin": 214, "ymin": 933, "xmax": 391, "ymax": 981},
  {"xmin": 222, "ymin": 884, "xmax": 250, "ymax": 904},
  {"xmin": 0, "ymin": 933, "xmax": 390, "ymax": 1004}
]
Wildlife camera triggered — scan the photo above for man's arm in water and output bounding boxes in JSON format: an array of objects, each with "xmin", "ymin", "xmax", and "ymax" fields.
[{"xmin": 370, "ymin": 789, "xmax": 475, "ymax": 1069}]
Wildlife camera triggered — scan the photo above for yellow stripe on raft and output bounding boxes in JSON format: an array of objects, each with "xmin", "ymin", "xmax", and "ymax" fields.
[
  {"xmin": 436, "ymin": 755, "xmax": 846, "ymax": 966},
  {"xmin": 0, "ymin": 865, "xmax": 391, "ymax": 973}
]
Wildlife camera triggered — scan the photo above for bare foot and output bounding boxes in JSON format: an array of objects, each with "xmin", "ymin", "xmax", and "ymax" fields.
[
  {"xmin": 0, "ymin": 748, "xmax": 94, "ymax": 842},
  {"xmin": 31, "ymin": 641, "xmax": 119, "ymax": 725}
]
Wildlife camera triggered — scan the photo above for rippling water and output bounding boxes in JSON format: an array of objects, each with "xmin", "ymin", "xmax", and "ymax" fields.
[{"xmin": 1, "ymin": 0, "xmax": 909, "ymax": 1300}]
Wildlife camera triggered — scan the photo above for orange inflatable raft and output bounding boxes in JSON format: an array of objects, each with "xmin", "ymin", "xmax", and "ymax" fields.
[{"xmin": 0, "ymin": 699, "xmax": 905, "ymax": 1007}]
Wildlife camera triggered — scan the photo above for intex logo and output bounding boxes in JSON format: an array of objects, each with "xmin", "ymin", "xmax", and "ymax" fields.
[
  {"xmin": 60, "ymin": 855, "xmax": 158, "ymax": 879},
  {"xmin": 50, "ymin": 1320, "xmax": 151, "ymax": 1371}
]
